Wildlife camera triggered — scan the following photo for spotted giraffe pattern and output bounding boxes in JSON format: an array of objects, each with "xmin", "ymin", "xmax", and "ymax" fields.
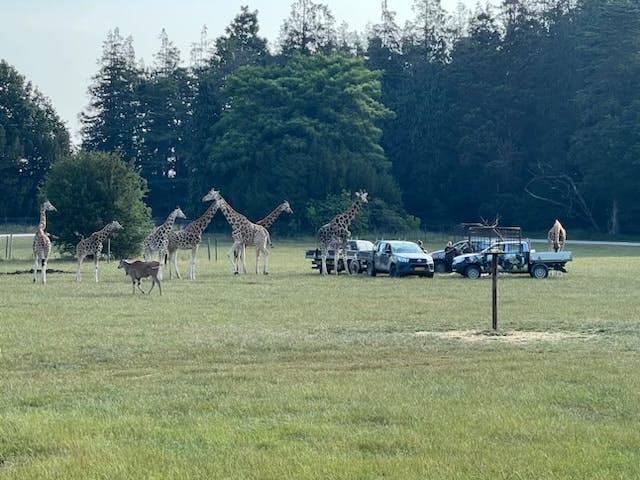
[
  {"xmin": 33, "ymin": 200, "xmax": 57, "ymax": 283},
  {"xmin": 167, "ymin": 199, "xmax": 219, "ymax": 280},
  {"xmin": 202, "ymin": 188, "xmax": 270, "ymax": 274},
  {"xmin": 76, "ymin": 220, "xmax": 123, "ymax": 282},
  {"xmin": 230, "ymin": 201, "xmax": 293, "ymax": 267},
  {"xmin": 317, "ymin": 190, "xmax": 368, "ymax": 275},
  {"xmin": 143, "ymin": 207, "xmax": 186, "ymax": 279}
]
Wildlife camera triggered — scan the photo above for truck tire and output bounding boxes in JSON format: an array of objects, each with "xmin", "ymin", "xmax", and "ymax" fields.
[
  {"xmin": 464, "ymin": 264, "xmax": 481, "ymax": 279},
  {"xmin": 368, "ymin": 262, "xmax": 377, "ymax": 276},
  {"xmin": 348, "ymin": 260, "xmax": 360, "ymax": 274},
  {"xmin": 434, "ymin": 260, "xmax": 447, "ymax": 274},
  {"xmin": 530, "ymin": 263, "xmax": 548, "ymax": 279},
  {"xmin": 389, "ymin": 263, "xmax": 398, "ymax": 277}
]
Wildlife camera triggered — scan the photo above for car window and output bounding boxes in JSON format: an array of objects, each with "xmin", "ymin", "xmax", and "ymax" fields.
[{"xmin": 393, "ymin": 243, "xmax": 422, "ymax": 254}]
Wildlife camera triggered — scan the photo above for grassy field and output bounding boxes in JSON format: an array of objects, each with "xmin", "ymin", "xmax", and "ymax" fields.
[{"xmin": 1, "ymin": 237, "xmax": 639, "ymax": 479}]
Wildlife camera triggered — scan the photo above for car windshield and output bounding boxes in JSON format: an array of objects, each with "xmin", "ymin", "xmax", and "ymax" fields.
[{"xmin": 393, "ymin": 243, "xmax": 422, "ymax": 254}]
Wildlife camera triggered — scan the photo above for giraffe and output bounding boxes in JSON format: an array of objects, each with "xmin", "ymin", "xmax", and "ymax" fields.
[
  {"xmin": 75, "ymin": 220, "xmax": 123, "ymax": 282},
  {"xmin": 166, "ymin": 199, "xmax": 219, "ymax": 280},
  {"xmin": 142, "ymin": 207, "xmax": 186, "ymax": 279},
  {"xmin": 547, "ymin": 219, "xmax": 567, "ymax": 252},
  {"xmin": 202, "ymin": 188, "xmax": 270, "ymax": 274},
  {"xmin": 317, "ymin": 190, "xmax": 368, "ymax": 275},
  {"xmin": 230, "ymin": 200, "xmax": 293, "ymax": 270},
  {"xmin": 32, "ymin": 200, "xmax": 57, "ymax": 284}
]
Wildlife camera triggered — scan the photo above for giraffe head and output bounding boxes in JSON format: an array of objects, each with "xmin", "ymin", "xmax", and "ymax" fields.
[
  {"xmin": 282, "ymin": 201, "xmax": 293, "ymax": 214},
  {"xmin": 173, "ymin": 207, "xmax": 187, "ymax": 220},
  {"xmin": 202, "ymin": 188, "xmax": 220, "ymax": 203},
  {"xmin": 42, "ymin": 200, "xmax": 57, "ymax": 212},
  {"xmin": 355, "ymin": 190, "xmax": 368, "ymax": 204},
  {"xmin": 109, "ymin": 220, "xmax": 124, "ymax": 231}
]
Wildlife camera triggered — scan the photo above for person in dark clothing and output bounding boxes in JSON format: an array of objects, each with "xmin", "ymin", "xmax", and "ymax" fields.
[{"xmin": 444, "ymin": 241, "xmax": 457, "ymax": 271}]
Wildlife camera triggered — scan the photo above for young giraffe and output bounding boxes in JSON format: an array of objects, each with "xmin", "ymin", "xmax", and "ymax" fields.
[
  {"xmin": 317, "ymin": 190, "xmax": 368, "ymax": 275},
  {"xmin": 230, "ymin": 200, "xmax": 293, "ymax": 271},
  {"xmin": 547, "ymin": 219, "xmax": 567, "ymax": 252},
  {"xmin": 32, "ymin": 200, "xmax": 57, "ymax": 284},
  {"xmin": 202, "ymin": 188, "xmax": 270, "ymax": 274},
  {"xmin": 166, "ymin": 199, "xmax": 219, "ymax": 280},
  {"xmin": 75, "ymin": 220, "xmax": 123, "ymax": 282},
  {"xmin": 142, "ymin": 207, "xmax": 186, "ymax": 279}
]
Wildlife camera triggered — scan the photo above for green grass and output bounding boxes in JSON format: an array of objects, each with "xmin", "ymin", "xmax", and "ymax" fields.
[{"xmin": 1, "ymin": 240, "xmax": 639, "ymax": 479}]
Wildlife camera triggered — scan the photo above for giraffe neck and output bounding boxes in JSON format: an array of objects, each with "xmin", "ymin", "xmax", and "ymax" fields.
[
  {"xmin": 334, "ymin": 199, "xmax": 363, "ymax": 228},
  {"xmin": 158, "ymin": 212, "xmax": 179, "ymax": 236},
  {"xmin": 217, "ymin": 197, "xmax": 249, "ymax": 232},
  {"xmin": 186, "ymin": 201, "xmax": 219, "ymax": 235},
  {"xmin": 257, "ymin": 203, "xmax": 286, "ymax": 229},
  {"xmin": 94, "ymin": 224, "xmax": 116, "ymax": 241},
  {"xmin": 38, "ymin": 207, "xmax": 47, "ymax": 231}
]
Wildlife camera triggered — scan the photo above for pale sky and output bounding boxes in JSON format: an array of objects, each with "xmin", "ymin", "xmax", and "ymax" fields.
[{"xmin": 0, "ymin": 1, "xmax": 495, "ymax": 143}]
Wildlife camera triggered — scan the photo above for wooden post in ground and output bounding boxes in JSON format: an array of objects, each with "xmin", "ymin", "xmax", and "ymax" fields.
[{"xmin": 492, "ymin": 252, "xmax": 498, "ymax": 330}]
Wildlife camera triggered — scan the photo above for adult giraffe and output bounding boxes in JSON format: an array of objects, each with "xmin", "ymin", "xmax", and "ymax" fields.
[
  {"xmin": 317, "ymin": 190, "xmax": 368, "ymax": 275},
  {"xmin": 142, "ymin": 207, "xmax": 186, "ymax": 279},
  {"xmin": 166, "ymin": 199, "xmax": 219, "ymax": 280},
  {"xmin": 230, "ymin": 200, "xmax": 293, "ymax": 272},
  {"xmin": 202, "ymin": 188, "xmax": 270, "ymax": 274},
  {"xmin": 33, "ymin": 200, "xmax": 57, "ymax": 283},
  {"xmin": 76, "ymin": 220, "xmax": 123, "ymax": 282}
]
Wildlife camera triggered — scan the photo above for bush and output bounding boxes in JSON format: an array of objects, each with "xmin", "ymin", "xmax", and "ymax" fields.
[{"xmin": 43, "ymin": 151, "xmax": 153, "ymax": 258}]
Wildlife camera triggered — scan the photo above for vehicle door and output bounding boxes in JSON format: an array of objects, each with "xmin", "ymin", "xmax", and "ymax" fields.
[
  {"xmin": 500, "ymin": 243, "xmax": 527, "ymax": 272},
  {"xmin": 377, "ymin": 242, "xmax": 392, "ymax": 271}
]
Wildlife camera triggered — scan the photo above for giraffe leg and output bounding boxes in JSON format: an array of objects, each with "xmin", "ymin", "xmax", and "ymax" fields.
[
  {"xmin": 227, "ymin": 244, "xmax": 239, "ymax": 274},
  {"xmin": 262, "ymin": 246, "xmax": 269, "ymax": 275},
  {"xmin": 76, "ymin": 255, "xmax": 83, "ymax": 282},
  {"xmin": 170, "ymin": 251, "xmax": 181, "ymax": 280},
  {"xmin": 189, "ymin": 246, "xmax": 198, "ymax": 280},
  {"xmin": 343, "ymin": 250, "xmax": 351, "ymax": 275},
  {"xmin": 241, "ymin": 244, "xmax": 248, "ymax": 274},
  {"xmin": 321, "ymin": 250, "xmax": 328, "ymax": 275},
  {"xmin": 33, "ymin": 255, "xmax": 40, "ymax": 283},
  {"xmin": 156, "ymin": 252, "xmax": 164, "ymax": 281},
  {"xmin": 333, "ymin": 249, "xmax": 339, "ymax": 275},
  {"xmin": 41, "ymin": 258, "xmax": 47, "ymax": 284},
  {"xmin": 94, "ymin": 256, "xmax": 99, "ymax": 282}
]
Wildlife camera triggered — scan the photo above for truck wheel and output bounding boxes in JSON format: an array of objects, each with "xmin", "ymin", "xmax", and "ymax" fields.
[
  {"xmin": 464, "ymin": 265, "xmax": 481, "ymax": 279},
  {"xmin": 389, "ymin": 263, "xmax": 398, "ymax": 277},
  {"xmin": 368, "ymin": 263, "xmax": 377, "ymax": 277},
  {"xmin": 530, "ymin": 263, "xmax": 548, "ymax": 279},
  {"xmin": 348, "ymin": 260, "xmax": 360, "ymax": 274},
  {"xmin": 434, "ymin": 260, "xmax": 447, "ymax": 274}
]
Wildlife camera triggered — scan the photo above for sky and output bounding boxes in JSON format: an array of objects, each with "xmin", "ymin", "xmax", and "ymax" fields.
[{"xmin": 0, "ymin": 1, "xmax": 494, "ymax": 144}]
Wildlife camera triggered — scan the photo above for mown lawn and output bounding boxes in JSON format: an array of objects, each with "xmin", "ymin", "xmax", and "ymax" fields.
[{"xmin": 1, "ymin": 239, "xmax": 639, "ymax": 479}]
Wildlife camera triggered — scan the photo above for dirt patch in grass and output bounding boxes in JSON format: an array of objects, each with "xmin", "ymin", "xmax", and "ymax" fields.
[{"xmin": 415, "ymin": 330, "xmax": 592, "ymax": 343}]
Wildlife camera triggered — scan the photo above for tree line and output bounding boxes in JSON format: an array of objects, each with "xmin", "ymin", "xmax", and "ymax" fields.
[{"xmin": 2, "ymin": 0, "xmax": 640, "ymax": 241}]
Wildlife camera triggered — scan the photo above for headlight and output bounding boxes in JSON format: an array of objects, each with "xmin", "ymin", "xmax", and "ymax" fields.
[{"xmin": 395, "ymin": 256, "xmax": 409, "ymax": 263}]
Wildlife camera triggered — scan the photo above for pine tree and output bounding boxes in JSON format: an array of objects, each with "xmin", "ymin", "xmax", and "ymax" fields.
[{"xmin": 81, "ymin": 28, "xmax": 142, "ymax": 164}]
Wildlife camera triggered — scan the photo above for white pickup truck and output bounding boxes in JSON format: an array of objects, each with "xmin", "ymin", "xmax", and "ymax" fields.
[{"xmin": 451, "ymin": 240, "xmax": 572, "ymax": 279}]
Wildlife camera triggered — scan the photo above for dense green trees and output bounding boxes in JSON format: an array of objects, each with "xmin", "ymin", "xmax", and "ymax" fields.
[
  {"xmin": 0, "ymin": 60, "xmax": 70, "ymax": 219},
  {"xmin": 43, "ymin": 151, "xmax": 152, "ymax": 257},
  {"xmin": 190, "ymin": 53, "xmax": 400, "ymax": 231},
  {"xmin": 5, "ymin": 0, "xmax": 640, "ymax": 235}
]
